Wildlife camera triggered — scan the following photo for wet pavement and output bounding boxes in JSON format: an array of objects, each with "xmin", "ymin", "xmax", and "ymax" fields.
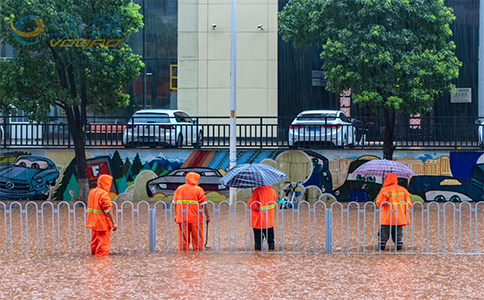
[{"xmin": 1, "ymin": 251, "xmax": 484, "ymax": 299}]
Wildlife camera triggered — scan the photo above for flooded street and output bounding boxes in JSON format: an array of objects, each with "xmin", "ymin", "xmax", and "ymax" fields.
[{"xmin": 1, "ymin": 251, "xmax": 484, "ymax": 299}]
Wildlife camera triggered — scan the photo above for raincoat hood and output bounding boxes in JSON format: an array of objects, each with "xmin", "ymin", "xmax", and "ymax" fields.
[
  {"xmin": 185, "ymin": 172, "xmax": 200, "ymax": 185},
  {"xmin": 97, "ymin": 174, "xmax": 113, "ymax": 192},
  {"xmin": 382, "ymin": 173, "xmax": 398, "ymax": 188}
]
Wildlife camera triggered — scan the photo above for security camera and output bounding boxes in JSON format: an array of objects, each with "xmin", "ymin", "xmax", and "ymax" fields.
[
  {"xmin": 257, "ymin": 24, "xmax": 264, "ymax": 30},
  {"xmin": 211, "ymin": 23, "xmax": 217, "ymax": 30}
]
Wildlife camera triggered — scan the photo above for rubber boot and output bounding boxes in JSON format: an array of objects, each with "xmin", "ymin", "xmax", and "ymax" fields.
[
  {"xmin": 254, "ymin": 244, "xmax": 261, "ymax": 251},
  {"xmin": 269, "ymin": 243, "xmax": 275, "ymax": 250},
  {"xmin": 379, "ymin": 242, "xmax": 386, "ymax": 251},
  {"xmin": 396, "ymin": 242, "xmax": 403, "ymax": 251}
]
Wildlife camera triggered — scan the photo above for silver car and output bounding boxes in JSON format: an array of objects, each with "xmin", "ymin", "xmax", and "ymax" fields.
[
  {"xmin": 288, "ymin": 110, "xmax": 356, "ymax": 147},
  {"xmin": 122, "ymin": 109, "xmax": 203, "ymax": 147}
]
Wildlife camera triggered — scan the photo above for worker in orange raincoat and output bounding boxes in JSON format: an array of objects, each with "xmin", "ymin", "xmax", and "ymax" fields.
[
  {"xmin": 173, "ymin": 172, "xmax": 211, "ymax": 251},
  {"xmin": 247, "ymin": 185, "xmax": 277, "ymax": 250},
  {"xmin": 85, "ymin": 174, "xmax": 118, "ymax": 256},
  {"xmin": 375, "ymin": 173, "xmax": 412, "ymax": 251}
]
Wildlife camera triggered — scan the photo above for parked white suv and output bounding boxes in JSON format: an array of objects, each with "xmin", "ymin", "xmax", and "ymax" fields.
[{"xmin": 122, "ymin": 109, "xmax": 203, "ymax": 147}]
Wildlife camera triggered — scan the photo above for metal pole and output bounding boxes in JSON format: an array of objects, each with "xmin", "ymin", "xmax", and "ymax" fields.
[
  {"xmin": 148, "ymin": 208, "xmax": 156, "ymax": 252},
  {"xmin": 229, "ymin": 0, "xmax": 237, "ymax": 206},
  {"xmin": 479, "ymin": 0, "xmax": 484, "ymax": 117}
]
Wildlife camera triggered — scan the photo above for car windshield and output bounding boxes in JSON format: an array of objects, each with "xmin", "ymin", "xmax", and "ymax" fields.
[
  {"xmin": 129, "ymin": 113, "xmax": 171, "ymax": 124},
  {"xmin": 297, "ymin": 113, "xmax": 337, "ymax": 121}
]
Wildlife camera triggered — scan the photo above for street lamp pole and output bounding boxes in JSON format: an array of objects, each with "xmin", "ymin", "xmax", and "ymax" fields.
[{"xmin": 229, "ymin": 0, "xmax": 237, "ymax": 206}]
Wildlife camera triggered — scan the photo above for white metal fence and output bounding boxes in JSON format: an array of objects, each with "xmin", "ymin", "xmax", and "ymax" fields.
[{"xmin": 1, "ymin": 200, "xmax": 483, "ymax": 254}]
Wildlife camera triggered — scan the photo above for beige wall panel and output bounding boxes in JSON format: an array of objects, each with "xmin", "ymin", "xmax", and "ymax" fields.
[
  {"xmin": 237, "ymin": 61, "xmax": 267, "ymax": 88},
  {"xmin": 267, "ymin": 33, "xmax": 278, "ymax": 61},
  {"xmin": 197, "ymin": 88, "xmax": 209, "ymax": 116},
  {"xmin": 206, "ymin": 88, "xmax": 231, "ymax": 116},
  {"xmin": 179, "ymin": 0, "xmax": 203, "ymax": 4},
  {"xmin": 237, "ymin": 4, "xmax": 268, "ymax": 32},
  {"xmin": 207, "ymin": 60, "xmax": 231, "ymax": 88},
  {"xmin": 268, "ymin": 3, "xmax": 278, "ymax": 31},
  {"xmin": 236, "ymin": 89, "xmax": 268, "ymax": 115},
  {"xmin": 178, "ymin": 32, "xmax": 199, "ymax": 58},
  {"xmin": 236, "ymin": 32, "xmax": 268, "ymax": 61},
  {"xmin": 198, "ymin": 32, "xmax": 209, "ymax": 60},
  {"xmin": 178, "ymin": 60, "xmax": 199, "ymax": 88},
  {"xmin": 207, "ymin": 4, "xmax": 232, "ymax": 32},
  {"xmin": 207, "ymin": 32, "xmax": 231, "ymax": 60},
  {"xmin": 178, "ymin": 88, "xmax": 199, "ymax": 116},
  {"xmin": 267, "ymin": 88, "xmax": 278, "ymax": 116},
  {"xmin": 198, "ymin": 3, "xmax": 208, "ymax": 31},
  {"xmin": 267, "ymin": 60, "xmax": 277, "ymax": 90},
  {"xmin": 178, "ymin": 3, "xmax": 199, "ymax": 32},
  {"xmin": 198, "ymin": 60, "xmax": 208, "ymax": 88}
]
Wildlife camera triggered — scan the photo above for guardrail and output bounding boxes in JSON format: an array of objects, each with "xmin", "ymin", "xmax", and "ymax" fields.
[
  {"xmin": 1, "ymin": 200, "xmax": 483, "ymax": 254},
  {"xmin": 0, "ymin": 115, "xmax": 482, "ymax": 149}
]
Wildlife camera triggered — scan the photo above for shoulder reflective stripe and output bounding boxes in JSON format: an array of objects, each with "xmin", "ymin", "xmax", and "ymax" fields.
[
  {"xmin": 87, "ymin": 208, "xmax": 105, "ymax": 214},
  {"xmin": 256, "ymin": 204, "xmax": 276, "ymax": 210}
]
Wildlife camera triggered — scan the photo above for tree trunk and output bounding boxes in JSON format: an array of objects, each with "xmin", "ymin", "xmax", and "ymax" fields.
[
  {"xmin": 383, "ymin": 107, "xmax": 396, "ymax": 160},
  {"xmin": 65, "ymin": 107, "xmax": 89, "ymax": 203},
  {"xmin": 73, "ymin": 128, "xmax": 89, "ymax": 203}
]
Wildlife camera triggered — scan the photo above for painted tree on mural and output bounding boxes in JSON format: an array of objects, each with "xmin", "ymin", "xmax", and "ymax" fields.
[
  {"xmin": 0, "ymin": 0, "xmax": 144, "ymax": 202},
  {"xmin": 112, "ymin": 150, "xmax": 124, "ymax": 180},
  {"xmin": 279, "ymin": 0, "xmax": 461, "ymax": 159}
]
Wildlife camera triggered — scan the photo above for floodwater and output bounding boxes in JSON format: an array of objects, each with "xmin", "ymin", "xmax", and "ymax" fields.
[
  {"xmin": 2, "ymin": 201, "xmax": 484, "ymax": 299},
  {"xmin": 1, "ymin": 252, "xmax": 484, "ymax": 299}
]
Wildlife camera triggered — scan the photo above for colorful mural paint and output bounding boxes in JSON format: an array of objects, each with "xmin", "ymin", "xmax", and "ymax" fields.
[{"xmin": 1, "ymin": 149, "xmax": 484, "ymax": 203}]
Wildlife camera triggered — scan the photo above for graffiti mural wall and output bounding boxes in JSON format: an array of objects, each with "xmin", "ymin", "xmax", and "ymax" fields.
[{"xmin": 1, "ymin": 149, "xmax": 484, "ymax": 203}]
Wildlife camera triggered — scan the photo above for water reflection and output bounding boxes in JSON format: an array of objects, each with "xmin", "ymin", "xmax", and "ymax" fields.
[
  {"xmin": 86, "ymin": 256, "xmax": 113, "ymax": 299},
  {"xmin": 0, "ymin": 253, "xmax": 482, "ymax": 299}
]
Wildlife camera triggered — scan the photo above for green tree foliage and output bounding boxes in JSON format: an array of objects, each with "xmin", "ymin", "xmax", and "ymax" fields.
[
  {"xmin": 279, "ymin": 0, "xmax": 461, "ymax": 159},
  {"xmin": 0, "ymin": 0, "xmax": 144, "ymax": 201}
]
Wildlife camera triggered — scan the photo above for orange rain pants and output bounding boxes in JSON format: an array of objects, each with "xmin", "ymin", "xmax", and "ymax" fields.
[
  {"xmin": 91, "ymin": 230, "xmax": 111, "ymax": 256},
  {"xmin": 178, "ymin": 223, "xmax": 203, "ymax": 251}
]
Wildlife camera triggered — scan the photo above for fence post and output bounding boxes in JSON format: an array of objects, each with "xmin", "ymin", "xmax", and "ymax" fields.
[
  {"xmin": 148, "ymin": 208, "xmax": 156, "ymax": 252},
  {"xmin": 325, "ymin": 208, "xmax": 332, "ymax": 253}
]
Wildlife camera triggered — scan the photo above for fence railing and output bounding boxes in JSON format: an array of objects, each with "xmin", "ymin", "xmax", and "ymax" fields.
[
  {"xmin": 0, "ymin": 115, "xmax": 483, "ymax": 149},
  {"xmin": 1, "ymin": 200, "xmax": 484, "ymax": 254}
]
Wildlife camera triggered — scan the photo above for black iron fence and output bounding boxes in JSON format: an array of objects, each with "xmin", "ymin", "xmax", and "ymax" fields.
[{"xmin": 0, "ymin": 115, "xmax": 482, "ymax": 149}]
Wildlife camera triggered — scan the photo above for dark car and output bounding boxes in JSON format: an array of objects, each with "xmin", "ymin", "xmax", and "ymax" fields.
[
  {"xmin": 0, "ymin": 156, "xmax": 60, "ymax": 200},
  {"xmin": 146, "ymin": 167, "xmax": 228, "ymax": 197},
  {"xmin": 408, "ymin": 176, "xmax": 484, "ymax": 202}
]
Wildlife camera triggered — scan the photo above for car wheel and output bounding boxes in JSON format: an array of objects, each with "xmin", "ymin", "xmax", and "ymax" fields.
[
  {"xmin": 194, "ymin": 131, "xmax": 203, "ymax": 147},
  {"xmin": 176, "ymin": 134, "xmax": 183, "ymax": 148}
]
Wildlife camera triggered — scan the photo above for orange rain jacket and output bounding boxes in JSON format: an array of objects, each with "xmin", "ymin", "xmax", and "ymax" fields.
[
  {"xmin": 375, "ymin": 173, "xmax": 412, "ymax": 226},
  {"xmin": 173, "ymin": 172, "xmax": 206, "ymax": 224},
  {"xmin": 247, "ymin": 185, "xmax": 277, "ymax": 229},
  {"xmin": 86, "ymin": 174, "xmax": 114, "ymax": 231}
]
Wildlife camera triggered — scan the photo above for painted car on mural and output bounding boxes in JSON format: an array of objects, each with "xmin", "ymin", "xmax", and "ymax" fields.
[
  {"xmin": 0, "ymin": 156, "xmax": 60, "ymax": 200},
  {"xmin": 408, "ymin": 176, "xmax": 484, "ymax": 202},
  {"xmin": 146, "ymin": 167, "xmax": 229, "ymax": 197}
]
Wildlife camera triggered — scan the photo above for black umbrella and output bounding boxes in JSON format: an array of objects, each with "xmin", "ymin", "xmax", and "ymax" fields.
[{"xmin": 219, "ymin": 163, "xmax": 287, "ymax": 188}]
